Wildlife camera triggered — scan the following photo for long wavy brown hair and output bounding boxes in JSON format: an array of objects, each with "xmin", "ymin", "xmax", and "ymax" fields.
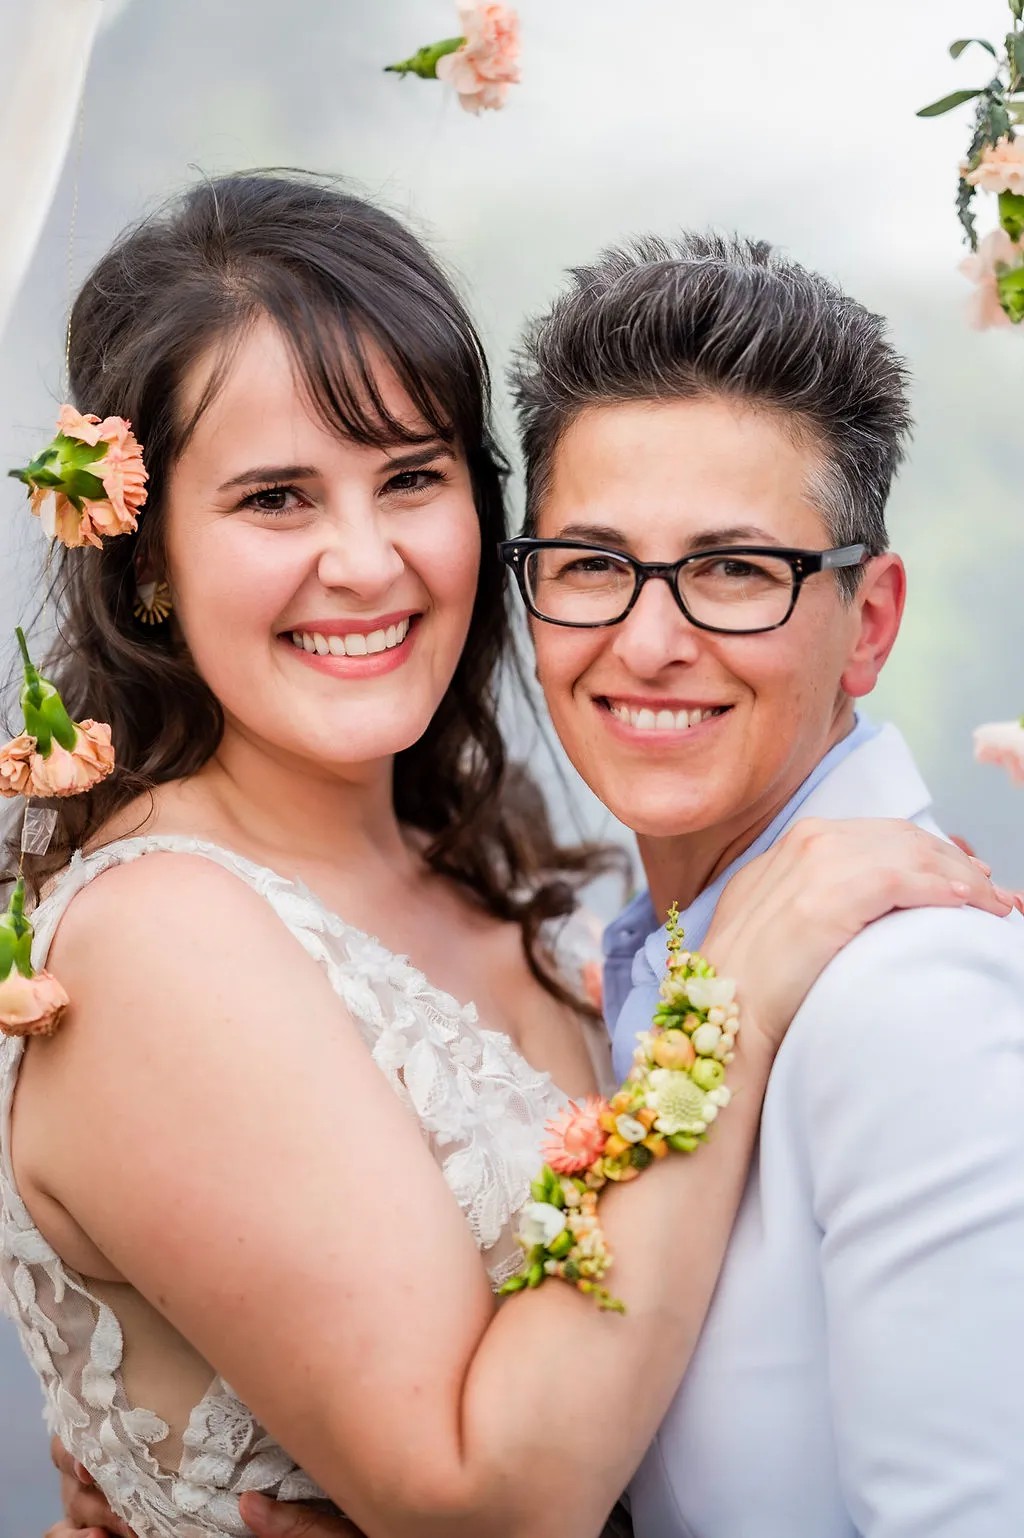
[{"xmin": 5, "ymin": 172, "xmax": 618, "ymax": 1008}]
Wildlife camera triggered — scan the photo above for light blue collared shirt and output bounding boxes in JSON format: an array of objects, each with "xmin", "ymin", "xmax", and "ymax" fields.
[{"xmin": 604, "ymin": 714, "xmax": 880, "ymax": 1079}]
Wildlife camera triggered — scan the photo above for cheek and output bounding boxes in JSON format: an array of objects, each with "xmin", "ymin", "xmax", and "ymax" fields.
[
  {"xmin": 413, "ymin": 510, "xmax": 482, "ymax": 634},
  {"xmin": 170, "ymin": 526, "xmax": 299, "ymax": 640}
]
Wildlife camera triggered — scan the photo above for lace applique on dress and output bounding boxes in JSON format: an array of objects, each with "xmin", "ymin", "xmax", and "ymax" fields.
[{"xmin": 0, "ymin": 835, "xmax": 598, "ymax": 1537}]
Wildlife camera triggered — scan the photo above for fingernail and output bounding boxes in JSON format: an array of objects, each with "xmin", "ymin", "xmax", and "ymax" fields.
[
  {"xmin": 951, "ymin": 881, "xmax": 971, "ymax": 898},
  {"xmin": 994, "ymin": 885, "xmax": 1015, "ymax": 907},
  {"xmin": 970, "ymin": 857, "xmax": 993, "ymax": 875}
]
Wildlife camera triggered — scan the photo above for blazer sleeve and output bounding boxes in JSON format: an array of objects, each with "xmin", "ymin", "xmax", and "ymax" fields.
[{"xmin": 791, "ymin": 905, "xmax": 1024, "ymax": 1538}]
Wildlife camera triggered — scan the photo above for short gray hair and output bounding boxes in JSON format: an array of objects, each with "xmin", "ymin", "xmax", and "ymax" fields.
[{"xmin": 509, "ymin": 233, "xmax": 913, "ymax": 595}]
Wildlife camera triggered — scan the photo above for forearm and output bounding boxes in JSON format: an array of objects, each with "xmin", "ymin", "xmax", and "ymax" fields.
[{"xmin": 355, "ymin": 1035, "xmax": 773, "ymax": 1538}]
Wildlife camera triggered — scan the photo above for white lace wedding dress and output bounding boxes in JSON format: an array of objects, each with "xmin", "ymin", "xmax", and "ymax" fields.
[{"xmin": 0, "ymin": 836, "xmax": 604, "ymax": 1538}]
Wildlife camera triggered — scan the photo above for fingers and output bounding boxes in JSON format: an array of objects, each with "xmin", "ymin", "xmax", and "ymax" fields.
[
  {"xmin": 50, "ymin": 1437, "xmax": 90, "ymax": 1484},
  {"xmin": 64, "ymin": 1480, "xmax": 131, "ymax": 1537},
  {"xmin": 238, "ymin": 1493, "xmax": 362, "ymax": 1538}
]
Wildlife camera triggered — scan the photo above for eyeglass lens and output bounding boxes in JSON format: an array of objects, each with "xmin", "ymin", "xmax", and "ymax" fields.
[{"xmin": 523, "ymin": 546, "xmax": 797, "ymax": 631}]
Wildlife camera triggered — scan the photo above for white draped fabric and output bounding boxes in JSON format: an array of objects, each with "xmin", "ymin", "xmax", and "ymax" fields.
[{"xmin": 0, "ymin": 0, "xmax": 130, "ymax": 341}]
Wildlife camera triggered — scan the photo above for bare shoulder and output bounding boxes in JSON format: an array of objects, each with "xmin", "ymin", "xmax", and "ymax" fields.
[{"xmin": 45, "ymin": 850, "xmax": 315, "ymax": 1027}]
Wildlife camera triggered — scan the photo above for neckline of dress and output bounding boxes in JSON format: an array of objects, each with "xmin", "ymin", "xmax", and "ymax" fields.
[{"xmin": 67, "ymin": 832, "xmax": 572, "ymax": 1102}]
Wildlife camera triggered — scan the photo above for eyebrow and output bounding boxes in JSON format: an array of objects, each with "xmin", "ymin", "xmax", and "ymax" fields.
[
  {"xmin": 217, "ymin": 442, "xmax": 454, "ymax": 494},
  {"xmin": 553, "ymin": 520, "xmax": 782, "ymax": 552}
]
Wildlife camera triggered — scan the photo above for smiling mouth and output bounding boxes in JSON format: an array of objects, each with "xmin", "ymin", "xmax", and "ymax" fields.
[
  {"xmin": 288, "ymin": 616, "xmax": 413, "ymax": 658},
  {"xmin": 603, "ymin": 702, "xmax": 730, "ymax": 733}
]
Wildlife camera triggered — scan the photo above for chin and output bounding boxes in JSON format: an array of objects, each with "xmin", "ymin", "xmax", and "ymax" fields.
[{"xmin": 599, "ymin": 778, "xmax": 728, "ymax": 840}]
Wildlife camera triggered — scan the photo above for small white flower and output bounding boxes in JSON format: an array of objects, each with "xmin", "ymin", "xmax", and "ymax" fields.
[
  {"xmin": 691, "ymin": 1022, "xmax": 722, "ymax": 1055},
  {"xmin": 615, "ymin": 1113, "xmax": 648, "ymax": 1144},
  {"xmin": 518, "ymin": 1201, "xmax": 567, "ymax": 1248},
  {"xmin": 685, "ymin": 975, "xmax": 736, "ymax": 1011},
  {"xmin": 708, "ymin": 1086, "xmax": 732, "ymax": 1108}
]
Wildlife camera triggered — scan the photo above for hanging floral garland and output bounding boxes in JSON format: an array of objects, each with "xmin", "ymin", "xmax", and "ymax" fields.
[
  {"xmin": 918, "ymin": 0, "xmax": 1024, "ymax": 328},
  {"xmin": 0, "ymin": 408, "xmax": 147, "ymax": 1036}
]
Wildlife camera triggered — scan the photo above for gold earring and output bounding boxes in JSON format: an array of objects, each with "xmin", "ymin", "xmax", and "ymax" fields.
[{"xmin": 132, "ymin": 579, "xmax": 173, "ymax": 625}]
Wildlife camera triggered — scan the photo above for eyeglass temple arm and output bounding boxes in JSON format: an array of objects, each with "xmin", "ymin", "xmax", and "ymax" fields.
[{"xmin": 818, "ymin": 544, "xmax": 868, "ymax": 570}]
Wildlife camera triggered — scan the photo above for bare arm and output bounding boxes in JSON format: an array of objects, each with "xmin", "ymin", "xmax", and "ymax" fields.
[{"xmin": 25, "ymin": 828, "xmax": 1009, "ymax": 1538}]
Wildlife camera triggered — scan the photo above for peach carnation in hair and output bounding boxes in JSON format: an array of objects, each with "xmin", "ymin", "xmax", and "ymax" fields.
[
  {"xmin": 541, "ymin": 1095, "xmax": 609, "ymax": 1175},
  {"xmin": 29, "ymin": 407, "xmax": 148, "ymax": 549},
  {"xmin": 0, "ymin": 967, "xmax": 69, "ymax": 1038},
  {"xmin": 973, "ymin": 720, "xmax": 1024, "ymax": 785},
  {"xmin": 964, "ymin": 136, "xmax": 1024, "ymax": 198},
  {"xmin": 436, "ymin": 3, "xmax": 520, "ymax": 114}
]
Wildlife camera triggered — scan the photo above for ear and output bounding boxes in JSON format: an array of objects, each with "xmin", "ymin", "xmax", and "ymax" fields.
[{"xmin": 840, "ymin": 553, "xmax": 905, "ymax": 699}]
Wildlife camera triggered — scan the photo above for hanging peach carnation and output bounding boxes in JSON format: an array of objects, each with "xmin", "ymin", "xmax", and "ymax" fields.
[
  {"xmin": 386, "ymin": 3, "xmax": 520, "ymax": 115},
  {"xmin": 541, "ymin": 1095, "xmax": 609, "ymax": 1175},
  {"xmin": 958, "ymin": 228, "xmax": 1023, "ymax": 330},
  {"xmin": 964, "ymin": 136, "xmax": 1024, "ymax": 198},
  {"xmin": 10, "ymin": 720, "xmax": 115, "ymax": 799},
  {"xmin": 436, "ymin": 3, "xmax": 520, "ymax": 114},
  {"xmin": 0, "ymin": 631, "xmax": 115, "ymax": 800},
  {"xmin": 0, "ymin": 880, "xmax": 69, "ymax": 1040},
  {"xmin": 9, "ymin": 405, "xmax": 148, "ymax": 550},
  {"xmin": 0, "ymin": 966, "xmax": 69, "ymax": 1038}
]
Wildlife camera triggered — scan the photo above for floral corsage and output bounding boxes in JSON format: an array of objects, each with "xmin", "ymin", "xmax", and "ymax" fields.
[{"xmin": 500, "ymin": 907, "xmax": 739, "ymax": 1312}]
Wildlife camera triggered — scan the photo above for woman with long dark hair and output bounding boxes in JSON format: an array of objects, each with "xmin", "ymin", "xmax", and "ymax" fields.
[{"xmin": 1, "ymin": 173, "xmax": 1004, "ymax": 1538}]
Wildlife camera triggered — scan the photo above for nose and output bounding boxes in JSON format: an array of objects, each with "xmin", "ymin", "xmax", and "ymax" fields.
[
  {"xmin": 609, "ymin": 574, "xmax": 703, "ymax": 677},
  {"xmin": 315, "ymin": 505, "xmax": 406, "ymax": 598}
]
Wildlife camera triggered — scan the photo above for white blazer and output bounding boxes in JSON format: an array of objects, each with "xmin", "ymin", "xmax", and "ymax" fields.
[{"xmin": 629, "ymin": 725, "xmax": 1024, "ymax": 1538}]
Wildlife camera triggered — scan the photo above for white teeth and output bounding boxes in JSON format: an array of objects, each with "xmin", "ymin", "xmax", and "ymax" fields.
[
  {"xmin": 290, "ymin": 617, "xmax": 412, "ymax": 658},
  {"xmin": 608, "ymin": 704, "xmax": 724, "ymax": 732}
]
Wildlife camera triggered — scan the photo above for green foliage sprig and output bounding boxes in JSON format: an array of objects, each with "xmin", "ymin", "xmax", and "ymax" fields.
[{"xmin": 918, "ymin": 0, "xmax": 1024, "ymax": 250}]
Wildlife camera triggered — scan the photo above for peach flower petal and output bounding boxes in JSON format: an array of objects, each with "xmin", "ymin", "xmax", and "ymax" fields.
[
  {"xmin": 0, "ymin": 734, "xmax": 35, "ymax": 797},
  {"xmin": 959, "ymin": 228, "xmax": 1021, "ymax": 330},
  {"xmin": 965, "ymin": 136, "xmax": 1024, "ymax": 198},
  {"xmin": 0, "ymin": 967, "xmax": 69, "ymax": 1038},
  {"xmin": 973, "ymin": 720, "xmax": 1024, "ymax": 785}
]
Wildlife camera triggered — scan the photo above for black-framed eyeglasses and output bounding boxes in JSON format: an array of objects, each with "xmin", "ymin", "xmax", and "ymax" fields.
[{"xmin": 498, "ymin": 538, "xmax": 869, "ymax": 635}]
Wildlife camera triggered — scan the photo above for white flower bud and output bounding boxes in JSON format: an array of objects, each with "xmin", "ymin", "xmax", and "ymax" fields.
[
  {"xmin": 691, "ymin": 1022, "xmax": 723, "ymax": 1055},
  {"xmin": 615, "ymin": 1113, "xmax": 648, "ymax": 1144},
  {"xmin": 518, "ymin": 1202, "xmax": 567, "ymax": 1248}
]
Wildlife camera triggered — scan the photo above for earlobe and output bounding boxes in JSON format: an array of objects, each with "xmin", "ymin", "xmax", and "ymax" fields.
[{"xmin": 840, "ymin": 554, "xmax": 906, "ymax": 698}]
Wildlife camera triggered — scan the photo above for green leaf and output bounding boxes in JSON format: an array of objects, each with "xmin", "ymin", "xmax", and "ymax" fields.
[
  {"xmin": 917, "ymin": 88, "xmax": 985, "ymax": 117},
  {"xmin": 950, "ymin": 38, "xmax": 997, "ymax": 59},
  {"xmin": 1010, "ymin": 31, "xmax": 1024, "ymax": 83}
]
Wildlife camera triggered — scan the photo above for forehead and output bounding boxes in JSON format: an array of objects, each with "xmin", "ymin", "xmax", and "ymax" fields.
[
  {"xmin": 537, "ymin": 397, "xmax": 830, "ymax": 549},
  {"xmin": 176, "ymin": 319, "xmax": 431, "ymax": 466}
]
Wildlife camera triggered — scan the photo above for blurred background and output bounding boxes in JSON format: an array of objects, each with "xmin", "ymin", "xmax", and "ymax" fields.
[{"xmin": 1, "ymin": 1, "xmax": 1021, "ymax": 1529}]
